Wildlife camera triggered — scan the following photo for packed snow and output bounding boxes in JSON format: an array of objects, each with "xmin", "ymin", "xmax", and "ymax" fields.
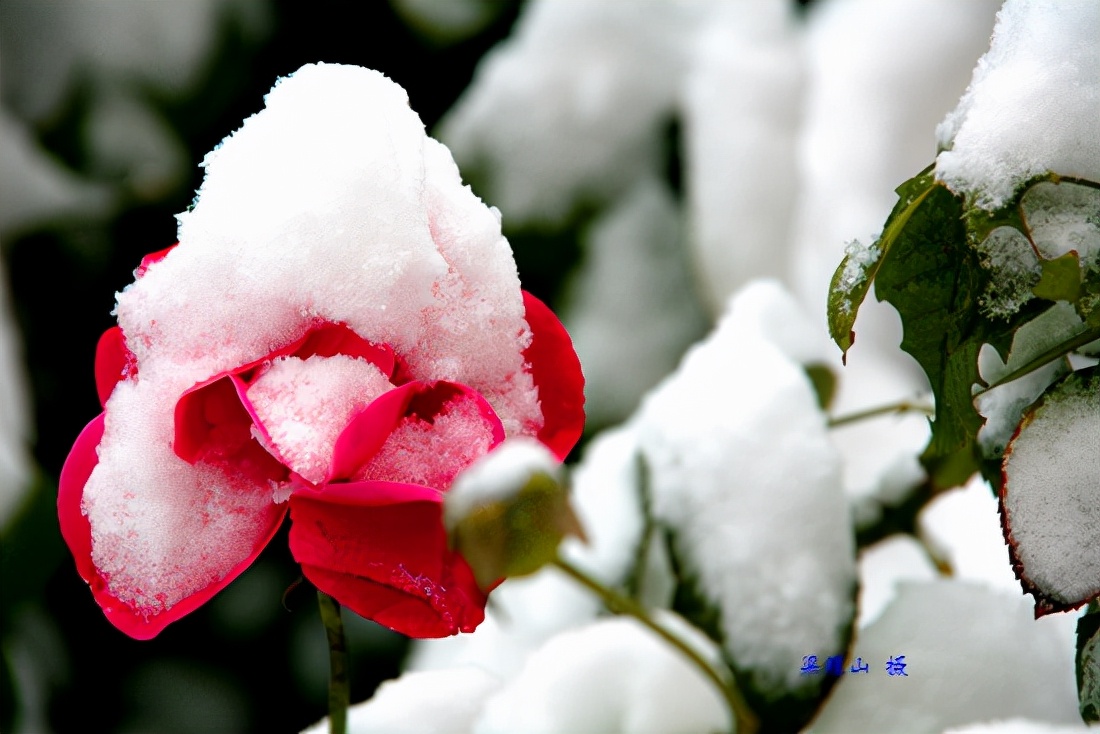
[{"xmin": 935, "ymin": 0, "xmax": 1100, "ymax": 210}]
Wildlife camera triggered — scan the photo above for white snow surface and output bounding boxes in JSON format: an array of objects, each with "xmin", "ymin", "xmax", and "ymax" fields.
[
  {"xmin": 944, "ymin": 719, "xmax": 1096, "ymax": 734},
  {"xmin": 301, "ymin": 667, "xmax": 502, "ymax": 734},
  {"xmin": 855, "ymin": 534, "xmax": 937, "ymax": 629},
  {"xmin": 561, "ymin": 177, "xmax": 708, "ymax": 427},
  {"xmin": 438, "ymin": 0, "xmax": 717, "ymax": 227},
  {"xmin": 935, "ymin": 0, "xmax": 1100, "ymax": 210},
  {"xmin": 445, "ymin": 437, "xmax": 563, "ymax": 529},
  {"xmin": 681, "ymin": 0, "xmax": 803, "ymax": 315},
  {"xmin": 636, "ymin": 282, "xmax": 856, "ymax": 696},
  {"xmin": 472, "ymin": 614, "xmax": 729, "ymax": 734},
  {"xmin": 1022, "ymin": 181, "xmax": 1100, "ymax": 265},
  {"xmin": 918, "ymin": 476, "xmax": 1020, "ymax": 595},
  {"xmin": 83, "ymin": 64, "xmax": 543, "ymax": 616},
  {"xmin": 807, "ymin": 581, "xmax": 1081, "ymax": 733}
]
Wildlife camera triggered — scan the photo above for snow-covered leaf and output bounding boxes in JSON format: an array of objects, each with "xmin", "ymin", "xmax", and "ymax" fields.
[
  {"xmin": 1001, "ymin": 367, "xmax": 1100, "ymax": 617},
  {"xmin": 638, "ymin": 282, "xmax": 856, "ymax": 727}
]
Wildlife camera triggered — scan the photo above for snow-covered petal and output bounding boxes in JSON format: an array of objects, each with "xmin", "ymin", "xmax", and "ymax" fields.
[
  {"xmin": 62, "ymin": 406, "xmax": 288, "ymax": 639},
  {"xmin": 118, "ymin": 63, "xmax": 541, "ymax": 436}
]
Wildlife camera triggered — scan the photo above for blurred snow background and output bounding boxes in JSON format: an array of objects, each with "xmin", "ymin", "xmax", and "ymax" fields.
[{"xmin": 2, "ymin": 0, "xmax": 1093, "ymax": 732}]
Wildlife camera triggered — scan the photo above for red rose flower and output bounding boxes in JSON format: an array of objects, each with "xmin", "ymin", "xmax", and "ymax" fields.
[{"xmin": 56, "ymin": 64, "xmax": 585, "ymax": 640}]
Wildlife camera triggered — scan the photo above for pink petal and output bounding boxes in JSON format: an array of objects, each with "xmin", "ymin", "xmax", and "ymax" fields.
[
  {"xmin": 293, "ymin": 322, "xmax": 395, "ymax": 377},
  {"xmin": 59, "ymin": 414, "xmax": 288, "ymax": 639},
  {"xmin": 94, "ymin": 327, "xmax": 136, "ymax": 407},
  {"xmin": 522, "ymin": 291, "xmax": 586, "ymax": 460},
  {"xmin": 288, "ymin": 481, "xmax": 486, "ymax": 637}
]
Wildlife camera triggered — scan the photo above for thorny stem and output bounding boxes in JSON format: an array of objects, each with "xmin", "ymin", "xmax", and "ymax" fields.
[
  {"xmin": 553, "ymin": 557, "xmax": 759, "ymax": 734},
  {"xmin": 317, "ymin": 591, "xmax": 349, "ymax": 734},
  {"xmin": 827, "ymin": 398, "xmax": 934, "ymax": 428}
]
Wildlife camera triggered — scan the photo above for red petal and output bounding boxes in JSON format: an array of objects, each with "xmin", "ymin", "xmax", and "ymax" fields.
[
  {"xmin": 293, "ymin": 322, "xmax": 395, "ymax": 378},
  {"xmin": 94, "ymin": 327, "xmax": 136, "ymax": 407},
  {"xmin": 135, "ymin": 245, "xmax": 177, "ymax": 278},
  {"xmin": 289, "ymin": 481, "xmax": 486, "ymax": 637},
  {"xmin": 522, "ymin": 291, "xmax": 586, "ymax": 460},
  {"xmin": 59, "ymin": 414, "xmax": 288, "ymax": 639},
  {"xmin": 174, "ymin": 373, "xmax": 288, "ymax": 484}
]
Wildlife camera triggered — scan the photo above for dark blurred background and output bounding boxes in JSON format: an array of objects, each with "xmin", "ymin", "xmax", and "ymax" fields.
[{"xmin": 0, "ymin": 2, "xmax": 545, "ymax": 732}]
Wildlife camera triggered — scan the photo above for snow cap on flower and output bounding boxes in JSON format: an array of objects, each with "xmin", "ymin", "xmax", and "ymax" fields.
[{"xmin": 123, "ymin": 63, "xmax": 541, "ymax": 435}]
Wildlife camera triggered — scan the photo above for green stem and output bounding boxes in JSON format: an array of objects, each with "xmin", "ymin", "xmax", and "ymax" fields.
[
  {"xmin": 553, "ymin": 557, "xmax": 759, "ymax": 734},
  {"xmin": 317, "ymin": 591, "xmax": 349, "ymax": 734},
  {"xmin": 827, "ymin": 398, "xmax": 934, "ymax": 428}
]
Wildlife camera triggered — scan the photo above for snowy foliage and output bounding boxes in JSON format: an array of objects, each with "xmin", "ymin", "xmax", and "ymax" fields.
[{"xmin": 636, "ymin": 283, "xmax": 856, "ymax": 696}]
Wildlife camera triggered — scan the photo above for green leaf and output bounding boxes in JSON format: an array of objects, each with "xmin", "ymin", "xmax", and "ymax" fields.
[
  {"xmin": 827, "ymin": 167, "xmax": 937, "ymax": 359},
  {"xmin": 804, "ymin": 363, "xmax": 837, "ymax": 411},
  {"xmin": 870, "ymin": 178, "xmax": 990, "ymax": 487},
  {"xmin": 1077, "ymin": 602, "xmax": 1100, "ymax": 723},
  {"xmin": 1033, "ymin": 251, "xmax": 1082, "ymax": 302}
]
